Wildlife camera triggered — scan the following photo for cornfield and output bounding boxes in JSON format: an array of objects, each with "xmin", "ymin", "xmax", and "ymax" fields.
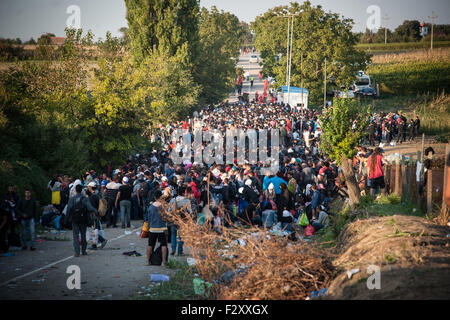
[{"xmin": 367, "ymin": 49, "xmax": 450, "ymax": 95}]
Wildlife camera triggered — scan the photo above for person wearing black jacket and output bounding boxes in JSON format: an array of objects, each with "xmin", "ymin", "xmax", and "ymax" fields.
[
  {"xmin": 65, "ymin": 184, "xmax": 97, "ymax": 257},
  {"xmin": 16, "ymin": 189, "xmax": 37, "ymax": 250},
  {"xmin": 104, "ymin": 176, "xmax": 120, "ymax": 228},
  {"xmin": 87, "ymin": 182, "xmax": 107, "ymax": 250},
  {"xmin": 240, "ymin": 180, "xmax": 259, "ymax": 224}
]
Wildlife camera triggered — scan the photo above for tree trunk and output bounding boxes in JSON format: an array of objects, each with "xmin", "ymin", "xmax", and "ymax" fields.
[{"xmin": 341, "ymin": 155, "xmax": 361, "ymax": 207}]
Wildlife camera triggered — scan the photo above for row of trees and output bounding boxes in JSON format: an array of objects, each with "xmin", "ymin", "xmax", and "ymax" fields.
[
  {"xmin": 251, "ymin": 1, "xmax": 371, "ymax": 104},
  {"xmin": 358, "ymin": 21, "xmax": 450, "ymax": 44},
  {"xmin": 0, "ymin": 3, "xmax": 245, "ymax": 204}
]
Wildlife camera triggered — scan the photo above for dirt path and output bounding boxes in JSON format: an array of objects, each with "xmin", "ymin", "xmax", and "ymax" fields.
[{"xmin": 0, "ymin": 221, "xmax": 179, "ymax": 300}]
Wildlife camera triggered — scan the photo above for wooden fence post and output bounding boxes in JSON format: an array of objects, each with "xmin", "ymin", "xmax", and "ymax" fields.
[
  {"xmin": 401, "ymin": 165, "xmax": 407, "ymax": 202},
  {"xmin": 394, "ymin": 163, "xmax": 401, "ymax": 197},
  {"xmin": 427, "ymin": 168, "xmax": 433, "ymax": 215},
  {"xmin": 384, "ymin": 165, "xmax": 391, "ymax": 195},
  {"xmin": 417, "ymin": 151, "xmax": 422, "ymax": 208},
  {"xmin": 441, "ymin": 144, "xmax": 450, "ymax": 224}
]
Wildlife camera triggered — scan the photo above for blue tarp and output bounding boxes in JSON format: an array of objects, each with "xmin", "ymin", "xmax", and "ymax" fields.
[{"xmin": 280, "ymin": 86, "xmax": 309, "ymax": 95}]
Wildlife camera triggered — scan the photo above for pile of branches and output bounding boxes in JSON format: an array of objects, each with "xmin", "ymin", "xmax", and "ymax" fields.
[{"xmin": 160, "ymin": 199, "xmax": 335, "ymax": 300}]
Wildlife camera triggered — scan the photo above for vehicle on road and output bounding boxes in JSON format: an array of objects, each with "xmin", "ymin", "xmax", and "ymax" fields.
[
  {"xmin": 335, "ymin": 89, "xmax": 355, "ymax": 98},
  {"xmin": 355, "ymin": 87, "xmax": 377, "ymax": 98},
  {"xmin": 249, "ymin": 55, "xmax": 259, "ymax": 63},
  {"xmin": 353, "ymin": 71, "xmax": 371, "ymax": 91}
]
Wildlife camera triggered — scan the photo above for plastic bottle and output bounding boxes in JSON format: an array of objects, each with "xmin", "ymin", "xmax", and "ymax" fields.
[{"xmin": 150, "ymin": 274, "xmax": 170, "ymax": 282}]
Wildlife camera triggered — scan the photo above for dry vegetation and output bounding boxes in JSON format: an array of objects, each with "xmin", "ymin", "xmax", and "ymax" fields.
[
  {"xmin": 327, "ymin": 215, "xmax": 450, "ymax": 299},
  {"xmin": 161, "ymin": 200, "xmax": 334, "ymax": 300},
  {"xmin": 371, "ymin": 47, "xmax": 450, "ymax": 65}
]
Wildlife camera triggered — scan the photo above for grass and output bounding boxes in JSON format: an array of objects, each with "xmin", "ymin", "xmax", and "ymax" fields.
[
  {"xmin": 315, "ymin": 194, "xmax": 425, "ymax": 247},
  {"xmin": 360, "ymin": 91, "xmax": 450, "ymax": 136},
  {"xmin": 136, "ymin": 260, "xmax": 198, "ymax": 300}
]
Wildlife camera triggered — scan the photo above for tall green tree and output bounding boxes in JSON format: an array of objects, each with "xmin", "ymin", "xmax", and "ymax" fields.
[
  {"xmin": 252, "ymin": 1, "xmax": 371, "ymax": 104},
  {"xmin": 195, "ymin": 6, "xmax": 244, "ymax": 104},
  {"xmin": 125, "ymin": 0, "xmax": 200, "ymax": 65},
  {"xmin": 394, "ymin": 20, "xmax": 421, "ymax": 42},
  {"xmin": 319, "ymin": 98, "xmax": 371, "ymax": 207}
]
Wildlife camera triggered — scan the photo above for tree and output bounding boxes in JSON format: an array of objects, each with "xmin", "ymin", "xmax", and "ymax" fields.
[
  {"xmin": 373, "ymin": 28, "xmax": 392, "ymax": 43},
  {"xmin": 37, "ymin": 33, "xmax": 56, "ymax": 45},
  {"xmin": 125, "ymin": 0, "xmax": 200, "ymax": 65},
  {"xmin": 252, "ymin": 1, "xmax": 371, "ymax": 104},
  {"xmin": 194, "ymin": 6, "xmax": 244, "ymax": 104},
  {"xmin": 394, "ymin": 20, "xmax": 421, "ymax": 42},
  {"xmin": 319, "ymin": 98, "xmax": 371, "ymax": 207},
  {"xmin": 239, "ymin": 21, "xmax": 253, "ymax": 46},
  {"xmin": 26, "ymin": 38, "xmax": 36, "ymax": 45},
  {"xmin": 359, "ymin": 28, "xmax": 375, "ymax": 43}
]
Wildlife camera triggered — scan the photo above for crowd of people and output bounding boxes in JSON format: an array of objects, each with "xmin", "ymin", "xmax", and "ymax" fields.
[{"xmin": 0, "ymin": 85, "xmax": 424, "ymax": 267}]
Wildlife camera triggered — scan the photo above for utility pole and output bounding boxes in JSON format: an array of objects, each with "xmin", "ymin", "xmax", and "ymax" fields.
[
  {"xmin": 428, "ymin": 11, "xmax": 438, "ymax": 50},
  {"xmin": 324, "ymin": 58, "xmax": 327, "ymax": 108},
  {"xmin": 300, "ymin": 53, "xmax": 303, "ymax": 109},
  {"xmin": 287, "ymin": 14, "xmax": 294, "ymax": 105},
  {"xmin": 382, "ymin": 14, "xmax": 390, "ymax": 44},
  {"xmin": 285, "ymin": 15, "xmax": 290, "ymax": 86},
  {"xmin": 277, "ymin": 9, "xmax": 303, "ymax": 106}
]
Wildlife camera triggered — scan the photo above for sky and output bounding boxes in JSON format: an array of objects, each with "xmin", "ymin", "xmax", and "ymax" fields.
[{"xmin": 0, "ymin": 0, "xmax": 448, "ymax": 41}]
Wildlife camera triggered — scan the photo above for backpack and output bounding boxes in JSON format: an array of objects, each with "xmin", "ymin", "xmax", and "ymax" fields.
[
  {"xmin": 139, "ymin": 181, "xmax": 149, "ymax": 200},
  {"xmin": 149, "ymin": 246, "xmax": 162, "ymax": 266},
  {"xmin": 98, "ymin": 198, "xmax": 108, "ymax": 217},
  {"xmin": 70, "ymin": 197, "xmax": 88, "ymax": 225}
]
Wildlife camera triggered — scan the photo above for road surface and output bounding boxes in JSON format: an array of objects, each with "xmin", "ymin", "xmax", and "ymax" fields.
[
  {"xmin": 228, "ymin": 52, "xmax": 264, "ymax": 103},
  {"xmin": 0, "ymin": 222, "xmax": 179, "ymax": 300}
]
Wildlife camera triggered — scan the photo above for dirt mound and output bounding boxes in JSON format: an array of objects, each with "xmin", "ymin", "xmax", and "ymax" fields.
[{"xmin": 326, "ymin": 215, "xmax": 450, "ymax": 299}]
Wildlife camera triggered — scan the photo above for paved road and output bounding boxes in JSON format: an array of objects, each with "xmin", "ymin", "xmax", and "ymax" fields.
[
  {"xmin": 228, "ymin": 52, "xmax": 264, "ymax": 103},
  {"xmin": 0, "ymin": 222, "xmax": 179, "ymax": 300}
]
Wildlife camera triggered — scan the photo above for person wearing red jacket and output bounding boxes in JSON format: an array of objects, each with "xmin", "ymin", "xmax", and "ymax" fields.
[{"xmin": 188, "ymin": 181, "xmax": 201, "ymax": 203}]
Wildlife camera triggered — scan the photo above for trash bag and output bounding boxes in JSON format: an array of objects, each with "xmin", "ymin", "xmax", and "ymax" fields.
[
  {"xmin": 53, "ymin": 215, "xmax": 62, "ymax": 230},
  {"xmin": 140, "ymin": 222, "xmax": 149, "ymax": 239},
  {"xmin": 8, "ymin": 232, "xmax": 21, "ymax": 247},
  {"xmin": 299, "ymin": 211, "xmax": 309, "ymax": 227},
  {"xmin": 304, "ymin": 224, "xmax": 315, "ymax": 236},
  {"xmin": 193, "ymin": 278, "xmax": 213, "ymax": 297},
  {"xmin": 149, "ymin": 246, "xmax": 162, "ymax": 266},
  {"xmin": 51, "ymin": 191, "xmax": 61, "ymax": 205}
]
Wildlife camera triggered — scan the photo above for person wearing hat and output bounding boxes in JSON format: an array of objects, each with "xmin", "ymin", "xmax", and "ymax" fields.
[{"xmin": 115, "ymin": 177, "xmax": 133, "ymax": 228}]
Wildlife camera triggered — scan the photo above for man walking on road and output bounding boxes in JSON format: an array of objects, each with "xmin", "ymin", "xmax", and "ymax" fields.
[
  {"xmin": 17, "ymin": 189, "xmax": 37, "ymax": 251},
  {"xmin": 250, "ymin": 75, "xmax": 254, "ymax": 87},
  {"xmin": 65, "ymin": 184, "xmax": 97, "ymax": 257},
  {"xmin": 105, "ymin": 175, "xmax": 120, "ymax": 228},
  {"xmin": 116, "ymin": 177, "xmax": 133, "ymax": 228},
  {"xmin": 87, "ymin": 182, "xmax": 107, "ymax": 250}
]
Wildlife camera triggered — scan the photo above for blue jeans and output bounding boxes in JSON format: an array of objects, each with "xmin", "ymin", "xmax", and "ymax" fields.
[
  {"xmin": 120, "ymin": 200, "xmax": 131, "ymax": 226},
  {"xmin": 21, "ymin": 218, "xmax": 35, "ymax": 248},
  {"xmin": 170, "ymin": 225, "xmax": 183, "ymax": 254},
  {"xmin": 72, "ymin": 223, "xmax": 87, "ymax": 255},
  {"xmin": 312, "ymin": 221, "xmax": 324, "ymax": 231}
]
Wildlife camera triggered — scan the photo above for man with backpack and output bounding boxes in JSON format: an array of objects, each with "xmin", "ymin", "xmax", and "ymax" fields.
[
  {"xmin": 65, "ymin": 184, "xmax": 97, "ymax": 257},
  {"xmin": 86, "ymin": 182, "xmax": 107, "ymax": 250}
]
